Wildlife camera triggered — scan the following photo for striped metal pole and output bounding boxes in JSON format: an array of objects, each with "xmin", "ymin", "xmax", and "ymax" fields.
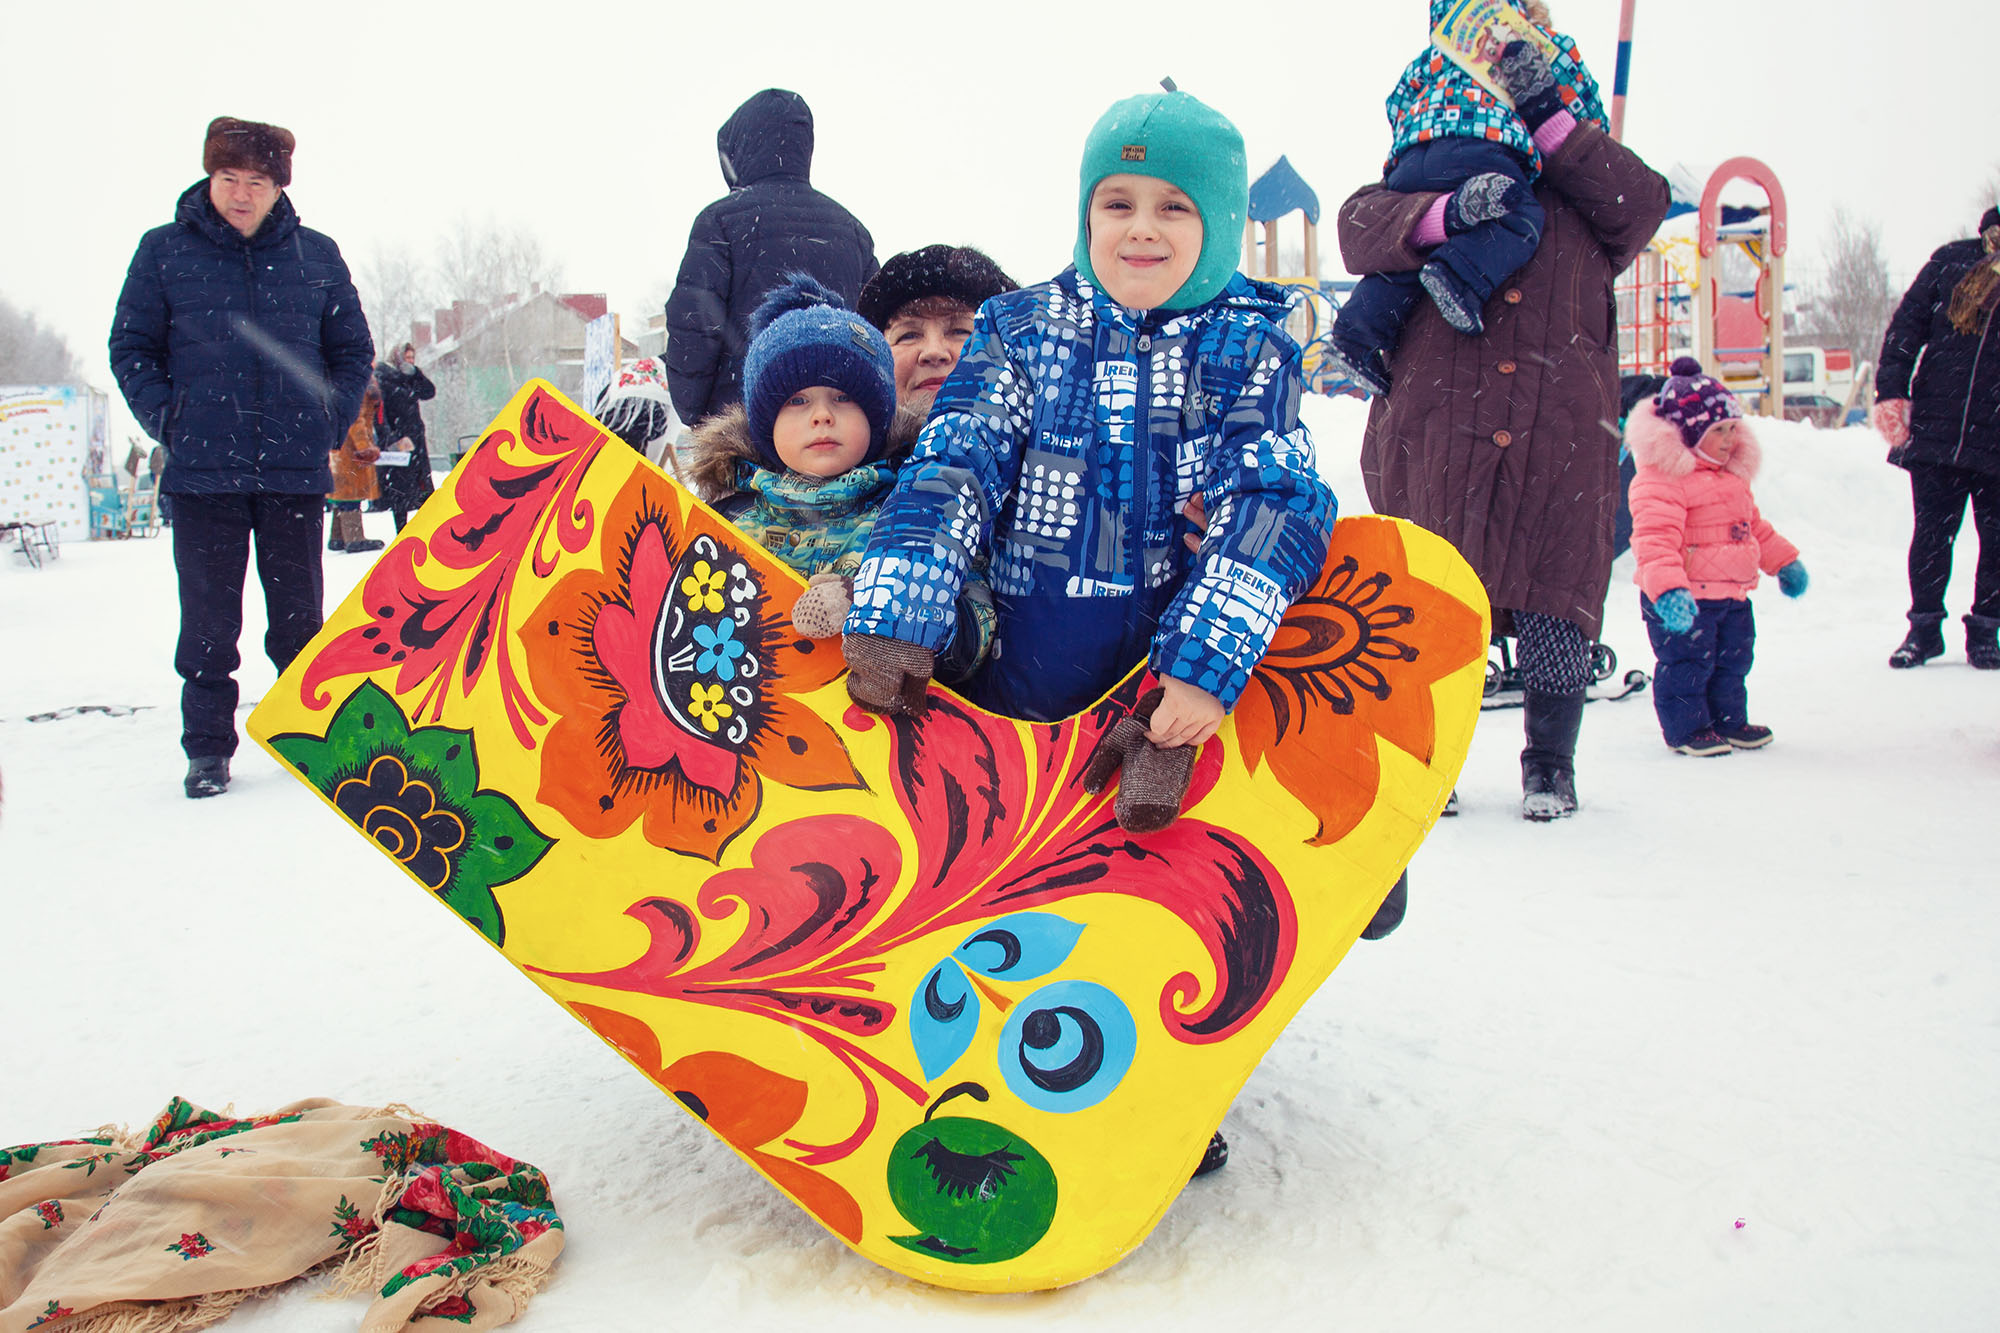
[{"xmin": 1611, "ymin": 0, "xmax": 1637, "ymax": 141}]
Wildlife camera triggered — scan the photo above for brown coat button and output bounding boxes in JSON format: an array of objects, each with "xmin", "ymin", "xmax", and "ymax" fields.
[
  {"xmin": 1503, "ymin": 289, "xmax": 1523, "ymax": 304},
  {"xmin": 1498, "ymin": 360, "xmax": 1517, "ymax": 374},
  {"xmin": 1492, "ymin": 430, "xmax": 1513, "ymax": 447}
]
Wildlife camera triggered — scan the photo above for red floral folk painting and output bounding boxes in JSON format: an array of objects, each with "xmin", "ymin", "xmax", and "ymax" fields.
[{"xmin": 250, "ymin": 379, "xmax": 1489, "ymax": 1295}]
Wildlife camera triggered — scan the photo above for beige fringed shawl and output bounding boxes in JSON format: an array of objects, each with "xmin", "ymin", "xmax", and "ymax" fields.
[{"xmin": 0, "ymin": 1099, "xmax": 562, "ymax": 1333}]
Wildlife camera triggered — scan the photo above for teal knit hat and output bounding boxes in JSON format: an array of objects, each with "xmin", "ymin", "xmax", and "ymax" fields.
[{"xmin": 1073, "ymin": 87, "xmax": 1248, "ymax": 311}]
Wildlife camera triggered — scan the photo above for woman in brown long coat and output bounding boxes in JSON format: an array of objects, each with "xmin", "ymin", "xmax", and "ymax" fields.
[
  {"xmin": 327, "ymin": 376, "xmax": 385, "ymax": 554},
  {"xmin": 1339, "ymin": 38, "xmax": 1668, "ymax": 821}
]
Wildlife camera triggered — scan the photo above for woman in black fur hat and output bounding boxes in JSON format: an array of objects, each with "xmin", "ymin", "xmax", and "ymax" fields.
[{"xmin": 856, "ymin": 244, "xmax": 1016, "ymax": 452}]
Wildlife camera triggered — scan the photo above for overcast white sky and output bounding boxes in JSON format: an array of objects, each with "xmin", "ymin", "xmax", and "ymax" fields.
[{"xmin": 4, "ymin": 0, "xmax": 1991, "ymax": 446}]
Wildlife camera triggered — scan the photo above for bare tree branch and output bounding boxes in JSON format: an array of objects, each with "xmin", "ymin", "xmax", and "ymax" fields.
[
  {"xmin": 1796, "ymin": 206, "xmax": 1895, "ymax": 365},
  {"xmin": 356, "ymin": 243, "xmax": 435, "ymax": 358}
]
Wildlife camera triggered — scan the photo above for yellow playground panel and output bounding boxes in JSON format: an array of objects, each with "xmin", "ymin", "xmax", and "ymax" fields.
[{"xmin": 248, "ymin": 381, "xmax": 1489, "ymax": 1292}]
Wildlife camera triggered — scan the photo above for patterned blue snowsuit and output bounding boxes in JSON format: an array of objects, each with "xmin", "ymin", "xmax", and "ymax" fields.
[{"xmin": 847, "ymin": 267, "xmax": 1336, "ymax": 723}]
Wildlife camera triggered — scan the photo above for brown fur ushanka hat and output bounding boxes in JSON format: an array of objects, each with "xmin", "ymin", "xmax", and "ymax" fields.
[{"xmin": 203, "ymin": 117, "xmax": 295, "ymax": 187}]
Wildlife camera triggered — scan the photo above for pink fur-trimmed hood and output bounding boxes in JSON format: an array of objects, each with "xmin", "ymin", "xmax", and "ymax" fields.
[{"xmin": 1625, "ymin": 399, "xmax": 1762, "ymax": 481}]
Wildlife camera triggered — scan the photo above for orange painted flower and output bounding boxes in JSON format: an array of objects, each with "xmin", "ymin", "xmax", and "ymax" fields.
[
  {"xmin": 523, "ymin": 471, "xmax": 859, "ymax": 862},
  {"xmin": 571, "ymin": 1004, "xmax": 864, "ymax": 1243},
  {"xmin": 1233, "ymin": 516, "xmax": 1487, "ymax": 844}
]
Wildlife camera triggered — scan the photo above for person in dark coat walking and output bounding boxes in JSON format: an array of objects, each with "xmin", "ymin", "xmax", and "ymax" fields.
[
  {"xmin": 1874, "ymin": 205, "xmax": 2000, "ymax": 670},
  {"xmin": 663, "ymin": 89, "xmax": 878, "ymax": 426},
  {"xmin": 374, "ymin": 341, "xmax": 437, "ymax": 531},
  {"xmin": 1338, "ymin": 37, "xmax": 1668, "ymax": 821},
  {"xmin": 109, "ymin": 116, "xmax": 374, "ymax": 798}
]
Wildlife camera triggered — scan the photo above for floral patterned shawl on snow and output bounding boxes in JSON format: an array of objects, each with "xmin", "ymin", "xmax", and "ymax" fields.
[{"xmin": 0, "ymin": 1098, "xmax": 562, "ymax": 1333}]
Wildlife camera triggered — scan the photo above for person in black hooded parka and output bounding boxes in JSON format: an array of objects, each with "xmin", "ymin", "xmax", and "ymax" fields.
[
  {"xmin": 1875, "ymin": 204, "xmax": 2000, "ymax": 670},
  {"xmin": 664, "ymin": 89, "xmax": 878, "ymax": 426},
  {"xmin": 375, "ymin": 341, "xmax": 437, "ymax": 531},
  {"xmin": 109, "ymin": 116, "xmax": 374, "ymax": 798}
]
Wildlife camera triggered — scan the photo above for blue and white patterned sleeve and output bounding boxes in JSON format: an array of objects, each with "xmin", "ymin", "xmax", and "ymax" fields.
[
  {"xmin": 1150, "ymin": 321, "xmax": 1336, "ymax": 711},
  {"xmin": 845, "ymin": 311, "xmax": 1034, "ymax": 652}
]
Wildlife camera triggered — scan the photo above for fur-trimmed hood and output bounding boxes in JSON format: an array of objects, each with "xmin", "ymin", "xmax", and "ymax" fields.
[
  {"xmin": 1625, "ymin": 399, "xmax": 1762, "ymax": 481},
  {"xmin": 686, "ymin": 399, "xmax": 927, "ymax": 505}
]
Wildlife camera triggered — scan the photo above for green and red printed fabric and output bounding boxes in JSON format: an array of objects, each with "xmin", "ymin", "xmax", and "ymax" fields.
[{"xmin": 0, "ymin": 1098, "xmax": 562, "ymax": 1333}]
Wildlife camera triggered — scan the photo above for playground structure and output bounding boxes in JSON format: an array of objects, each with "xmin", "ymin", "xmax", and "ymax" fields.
[
  {"xmin": 1241, "ymin": 156, "xmax": 1357, "ymax": 397},
  {"xmin": 1616, "ymin": 158, "xmax": 1790, "ymax": 417}
]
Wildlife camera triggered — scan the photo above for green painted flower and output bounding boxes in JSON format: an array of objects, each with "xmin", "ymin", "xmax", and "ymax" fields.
[{"xmin": 271, "ymin": 682, "xmax": 552, "ymax": 945}]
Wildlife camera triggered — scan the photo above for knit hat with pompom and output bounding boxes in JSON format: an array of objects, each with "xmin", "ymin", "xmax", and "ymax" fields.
[
  {"xmin": 740, "ymin": 274, "xmax": 896, "ymax": 470},
  {"xmin": 1653, "ymin": 356, "xmax": 1742, "ymax": 449}
]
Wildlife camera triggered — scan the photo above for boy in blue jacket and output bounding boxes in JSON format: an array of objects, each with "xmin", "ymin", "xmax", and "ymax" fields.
[{"xmin": 841, "ymin": 86, "xmax": 1336, "ymax": 833}]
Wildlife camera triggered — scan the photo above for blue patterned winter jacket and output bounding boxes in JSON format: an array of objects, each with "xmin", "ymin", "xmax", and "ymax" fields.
[{"xmin": 847, "ymin": 267, "xmax": 1335, "ymax": 723}]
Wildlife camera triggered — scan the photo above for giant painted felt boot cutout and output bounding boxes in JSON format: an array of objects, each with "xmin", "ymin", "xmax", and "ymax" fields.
[
  {"xmin": 248, "ymin": 381, "xmax": 1488, "ymax": 1293},
  {"xmin": 1521, "ymin": 687, "xmax": 1585, "ymax": 822}
]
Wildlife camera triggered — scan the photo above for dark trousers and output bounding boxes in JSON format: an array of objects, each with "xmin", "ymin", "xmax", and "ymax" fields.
[
  {"xmin": 1335, "ymin": 139, "xmax": 1544, "ymax": 360},
  {"xmin": 1906, "ymin": 460, "xmax": 2000, "ymax": 620},
  {"xmin": 1642, "ymin": 594, "xmax": 1755, "ymax": 745},
  {"xmin": 171, "ymin": 494, "xmax": 325, "ymax": 758}
]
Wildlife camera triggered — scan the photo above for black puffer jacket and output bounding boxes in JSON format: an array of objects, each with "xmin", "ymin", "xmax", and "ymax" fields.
[
  {"xmin": 1879, "ymin": 233, "xmax": 2000, "ymax": 477},
  {"xmin": 110, "ymin": 179, "xmax": 374, "ymax": 496},
  {"xmin": 663, "ymin": 90, "xmax": 878, "ymax": 425}
]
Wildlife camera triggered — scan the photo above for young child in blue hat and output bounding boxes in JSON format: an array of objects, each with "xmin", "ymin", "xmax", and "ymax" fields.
[
  {"xmin": 687, "ymin": 274, "xmax": 993, "ymax": 677},
  {"xmin": 841, "ymin": 86, "xmax": 1337, "ymax": 834},
  {"xmin": 1329, "ymin": 0, "xmax": 1606, "ymax": 396}
]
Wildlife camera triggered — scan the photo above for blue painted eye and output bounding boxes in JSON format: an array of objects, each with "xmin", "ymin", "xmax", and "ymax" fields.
[
  {"xmin": 953, "ymin": 912, "xmax": 1084, "ymax": 982},
  {"xmin": 998, "ymin": 980, "xmax": 1136, "ymax": 1113},
  {"xmin": 910, "ymin": 961, "xmax": 980, "ymax": 1081}
]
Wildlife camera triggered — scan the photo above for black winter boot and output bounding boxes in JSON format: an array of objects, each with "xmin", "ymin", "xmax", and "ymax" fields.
[
  {"xmin": 1361, "ymin": 871, "xmax": 1408, "ymax": 940},
  {"xmin": 1521, "ymin": 688, "xmax": 1585, "ymax": 822},
  {"xmin": 184, "ymin": 756, "xmax": 230, "ymax": 799},
  {"xmin": 1966, "ymin": 614, "xmax": 2000, "ymax": 670},
  {"xmin": 1889, "ymin": 612, "xmax": 1947, "ymax": 668}
]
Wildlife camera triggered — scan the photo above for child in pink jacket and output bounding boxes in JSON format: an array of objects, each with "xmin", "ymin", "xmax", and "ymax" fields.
[{"xmin": 1627, "ymin": 358, "xmax": 1809, "ymax": 755}]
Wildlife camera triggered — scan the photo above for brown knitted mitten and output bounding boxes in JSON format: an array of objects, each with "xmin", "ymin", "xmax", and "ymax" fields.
[
  {"xmin": 1080, "ymin": 688, "xmax": 1196, "ymax": 832},
  {"xmin": 842, "ymin": 633, "xmax": 936, "ymax": 717}
]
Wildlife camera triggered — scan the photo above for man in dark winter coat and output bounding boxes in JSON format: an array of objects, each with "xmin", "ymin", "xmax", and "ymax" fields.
[
  {"xmin": 1874, "ymin": 205, "xmax": 2000, "ymax": 670},
  {"xmin": 375, "ymin": 341, "xmax": 437, "ymax": 531},
  {"xmin": 110, "ymin": 116, "xmax": 374, "ymax": 798},
  {"xmin": 664, "ymin": 89, "xmax": 878, "ymax": 426}
]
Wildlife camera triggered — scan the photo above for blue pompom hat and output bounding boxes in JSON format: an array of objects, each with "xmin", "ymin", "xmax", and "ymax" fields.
[
  {"xmin": 1074, "ymin": 86, "xmax": 1248, "ymax": 312},
  {"xmin": 740, "ymin": 274, "xmax": 897, "ymax": 471}
]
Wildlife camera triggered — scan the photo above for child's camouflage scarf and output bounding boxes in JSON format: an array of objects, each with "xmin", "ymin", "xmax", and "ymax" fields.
[{"xmin": 0, "ymin": 1098, "xmax": 562, "ymax": 1333}]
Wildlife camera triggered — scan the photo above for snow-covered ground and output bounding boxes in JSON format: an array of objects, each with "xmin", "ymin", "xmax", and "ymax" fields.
[{"xmin": 3, "ymin": 407, "xmax": 1996, "ymax": 1331}]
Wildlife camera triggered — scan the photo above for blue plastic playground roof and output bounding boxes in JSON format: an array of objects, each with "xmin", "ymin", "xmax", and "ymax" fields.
[{"xmin": 1248, "ymin": 156, "xmax": 1320, "ymax": 225}]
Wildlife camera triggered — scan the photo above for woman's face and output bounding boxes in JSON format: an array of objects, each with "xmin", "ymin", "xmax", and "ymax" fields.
[{"xmin": 885, "ymin": 303, "xmax": 978, "ymax": 408}]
